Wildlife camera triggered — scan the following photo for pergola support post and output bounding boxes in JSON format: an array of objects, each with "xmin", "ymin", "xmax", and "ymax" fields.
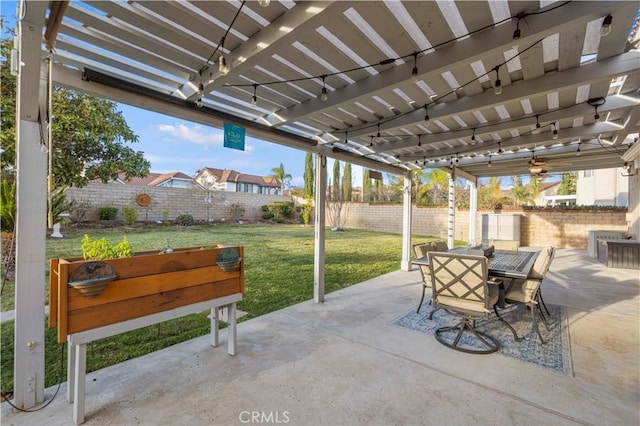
[
  {"xmin": 447, "ymin": 173, "xmax": 456, "ymax": 250},
  {"xmin": 313, "ymin": 154, "xmax": 327, "ymax": 303},
  {"xmin": 468, "ymin": 181, "xmax": 478, "ymax": 245},
  {"xmin": 401, "ymin": 173, "xmax": 412, "ymax": 271},
  {"xmin": 13, "ymin": 3, "xmax": 49, "ymax": 408}
]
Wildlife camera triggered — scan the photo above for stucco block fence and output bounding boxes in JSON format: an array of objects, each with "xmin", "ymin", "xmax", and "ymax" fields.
[
  {"xmin": 65, "ymin": 185, "xmax": 627, "ymax": 249},
  {"xmin": 65, "ymin": 184, "xmax": 290, "ymax": 223},
  {"xmin": 342, "ymin": 203, "xmax": 627, "ymax": 249}
]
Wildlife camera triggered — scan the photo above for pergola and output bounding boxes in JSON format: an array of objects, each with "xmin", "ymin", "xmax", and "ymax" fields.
[{"xmin": 11, "ymin": 0, "xmax": 639, "ymax": 410}]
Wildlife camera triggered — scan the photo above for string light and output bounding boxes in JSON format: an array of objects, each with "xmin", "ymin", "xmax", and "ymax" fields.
[
  {"xmin": 411, "ymin": 52, "xmax": 419, "ymax": 82},
  {"xmin": 417, "ymin": 135, "xmax": 422, "ymax": 147},
  {"xmin": 493, "ymin": 65, "xmax": 502, "ymax": 95},
  {"xmin": 512, "ymin": 12, "xmax": 525, "ymax": 48},
  {"xmin": 251, "ymin": 83, "xmax": 258, "ymax": 106},
  {"xmin": 219, "ymin": 54, "xmax": 229, "ymax": 75},
  {"xmin": 600, "ymin": 15, "xmax": 612, "ymax": 37},
  {"xmin": 369, "ymin": 136, "xmax": 374, "ymax": 148},
  {"xmin": 497, "ymin": 142, "xmax": 503, "ymax": 154},
  {"xmin": 471, "ymin": 128, "xmax": 476, "ymax": 144},
  {"xmin": 488, "ymin": 155, "xmax": 492, "ymax": 168},
  {"xmin": 535, "ymin": 114, "xmax": 541, "ymax": 130},
  {"xmin": 552, "ymin": 123, "xmax": 559, "ymax": 139},
  {"xmin": 258, "ymin": 0, "xmax": 270, "ymax": 7},
  {"xmin": 375, "ymin": 124, "xmax": 381, "ymax": 143},
  {"xmin": 576, "ymin": 143, "xmax": 581, "ymax": 156},
  {"xmin": 424, "ymin": 105, "xmax": 430, "ymax": 125},
  {"xmin": 320, "ymin": 75, "xmax": 328, "ymax": 102}
]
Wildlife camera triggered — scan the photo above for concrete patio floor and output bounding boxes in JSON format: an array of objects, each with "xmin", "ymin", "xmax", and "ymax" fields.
[{"xmin": 2, "ymin": 249, "xmax": 639, "ymax": 425}]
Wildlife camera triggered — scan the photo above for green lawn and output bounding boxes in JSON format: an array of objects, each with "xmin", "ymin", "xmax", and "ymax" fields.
[{"xmin": 1, "ymin": 223, "xmax": 446, "ymax": 393}]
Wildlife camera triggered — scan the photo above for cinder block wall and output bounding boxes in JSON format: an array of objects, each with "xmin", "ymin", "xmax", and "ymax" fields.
[
  {"xmin": 65, "ymin": 184, "xmax": 290, "ymax": 222},
  {"xmin": 341, "ymin": 203, "xmax": 627, "ymax": 249},
  {"xmin": 65, "ymin": 185, "xmax": 628, "ymax": 249}
]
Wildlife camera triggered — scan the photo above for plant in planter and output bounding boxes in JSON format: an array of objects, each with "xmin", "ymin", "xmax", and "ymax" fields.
[
  {"xmin": 70, "ymin": 235, "xmax": 135, "ymax": 298},
  {"xmin": 216, "ymin": 247, "xmax": 241, "ymax": 273}
]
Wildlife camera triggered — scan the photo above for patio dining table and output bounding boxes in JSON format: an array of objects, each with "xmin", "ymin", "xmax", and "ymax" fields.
[{"xmin": 412, "ymin": 248, "xmax": 540, "ymax": 308}]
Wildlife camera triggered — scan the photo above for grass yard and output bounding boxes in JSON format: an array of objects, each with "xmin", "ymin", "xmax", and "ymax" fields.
[{"xmin": 1, "ymin": 223, "xmax": 446, "ymax": 393}]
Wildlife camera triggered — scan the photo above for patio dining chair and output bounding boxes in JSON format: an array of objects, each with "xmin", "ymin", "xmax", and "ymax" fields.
[
  {"xmin": 505, "ymin": 246, "xmax": 556, "ymax": 343},
  {"xmin": 432, "ymin": 240, "xmax": 449, "ymax": 252},
  {"xmin": 413, "ymin": 242, "xmax": 436, "ymax": 314},
  {"xmin": 489, "ymin": 239, "xmax": 520, "ymax": 251},
  {"xmin": 428, "ymin": 252, "xmax": 520, "ymax": 354}
]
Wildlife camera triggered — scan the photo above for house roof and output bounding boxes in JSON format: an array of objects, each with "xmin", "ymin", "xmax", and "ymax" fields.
[
  {"xmin": 39, "ymin": 1, "xmax": 640, "ymax": 180},
  {"xmin": 202, "ymin": 167, "xmax": 280, "ymax": 188},
  {"xmin": 108, "ymin": 171, "xmax": 193, "ymax": 186},
  {"xmin": 538, "ymin": 181, "xmax": 561, "ymax": 192}
]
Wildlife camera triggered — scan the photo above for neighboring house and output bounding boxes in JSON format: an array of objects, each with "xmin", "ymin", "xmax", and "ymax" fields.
[
  {"xmin": 105, "ymin": 171, "xmax": 195, "ymax": 188},
  {"xmin": 534, "ymin": 181, "xmax": 562, "ymax": 206},
  {"xmin": 194, "ymin": 167, "xmax": 281, "ymax": 195},
  {"xmin": 576, "ymin": 167, "xmax": 629, "ymax": 207}
]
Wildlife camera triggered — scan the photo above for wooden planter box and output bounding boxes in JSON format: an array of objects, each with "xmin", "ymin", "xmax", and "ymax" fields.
[{"xmin": 49, "ymin": 246, "xmax": 244, "ymax": 343}]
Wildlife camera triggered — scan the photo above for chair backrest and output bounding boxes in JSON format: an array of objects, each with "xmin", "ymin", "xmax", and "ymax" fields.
[
  {"xmin": 432, "ymin": 240, "xmax": 449, "ymax": 252},
  {"xmin": 428, "ymin": 252, "xmax": 491, "ymax": 313},
  {"xmin": 489, "ymin": 239, "xmax": 519, "ymax": 251},
  {"xmin": 413, "ymin": 242, "xmax": 434, "ymax": 259},
  {"xmin": 529, "ymin": 246, "xmax": 555, "ymax": 280}
]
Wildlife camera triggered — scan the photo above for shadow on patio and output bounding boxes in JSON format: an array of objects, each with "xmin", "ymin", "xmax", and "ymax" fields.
[{"xmin": 2, "ymin": 249, "xmax": 638, "ymax": 425}]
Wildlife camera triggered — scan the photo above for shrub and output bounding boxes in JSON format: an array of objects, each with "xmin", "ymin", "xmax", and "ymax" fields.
[
  {"xmin": 50, "ymin": 188, "xmax": 68, "ymax": 225},
  {"xmin": 0, "ymin": 179, "xmax": 16, "ymax": 232},
  {"xmin": 174, "ymin": 214, "xmax": 195, "ymax": 226},
  {"xmin": 301, "ymin": 197, "xmax": 313, "ymax": 225},
  {"xmin": 265, "ymin": 201, "xmax": 294, "ymax": 219},
  {"xmin": 262, "ymin": 212, "xmax": 274, "ymax": 220},
  {"xmin": 67, "ymin": 199, "xmax": 93, "ymax": 224},
  {"xmin": 228, "ymin": 203, "xmax": 245, "ymax": 221},
  {"xmin": 122, "ymin": 205, "xmax": 138, "ymax": 225},
  {"xmin": 98, "ymin": 206, "xmax": 118, "ymax": 221}
]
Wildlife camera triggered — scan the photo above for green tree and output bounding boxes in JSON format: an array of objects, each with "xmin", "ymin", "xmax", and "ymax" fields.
[
  {"xmin": 488, "ymin": 176, "xmax": 502, "ymax": 200},
  {"xmin": 375, "ymin": 176, "xmax": 383, "ymax": 201},
  {"xmin": 303, "ymin": 152, "xmax": 314, "ymax": 197},
  {"xmin": 332, "ymin": 160, "xmax": 341, "ymax": 201},
  {"xmin": 511, "ymin": 176, "xmax": 533, "ymax": 206},
  {"xmin": 1, "ymin": 36, "xmax": 150, "ymax": 188},
  {"xmin": 268, "ymin": 162, "xmax": 292, "ymax": 193},
  {"xmin": 529, "ymin": 176, "xmax": 541, "ymax": 201},
  {"xmin": 363, "ymin": 169, "xmax": 371, "ymax": 202},
  {"xmin": 557, "ymin": 172, "xmax": 577, "ymax": 195},
  {"xmin": 342, "ymin": 162, "xmax": 352, "ymax": 201}
]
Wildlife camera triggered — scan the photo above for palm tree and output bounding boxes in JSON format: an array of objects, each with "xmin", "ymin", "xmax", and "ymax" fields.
[
  {"xmin": 511, "ymin": 176, "xmax": 534, "ymax": 206},
  {"xmin": 488, "ymin": 176, "xmax": 502, "ymax": 201},
  {"xmin": 268, "ymin": 163, "xmax": 292, "ymax": 193}
]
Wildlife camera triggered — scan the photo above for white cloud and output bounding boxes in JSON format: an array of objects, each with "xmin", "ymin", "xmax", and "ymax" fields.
[{"xmin": 156, "ymin": 123, "xmax": 223, "ymax": 146}]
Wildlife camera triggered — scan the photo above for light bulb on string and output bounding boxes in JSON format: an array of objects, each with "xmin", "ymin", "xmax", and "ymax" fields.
[
  {"xmin": 417, "ymin": 135, "xmax": 422, "ymax": 147},
  {"xmin": 320, "ymin": 75, "xmax": 328, "ymax": 101},
  {"xmin": 493, "ymin": 65, "xmax": 502, "ymax": 95},
  {"xmin": 375, "ymin": 124, "xmax": 381, "ymax": 143},
  {"xmin": 251, "ymin": 84, "xmax": 258, "ymax": 106},
  {"xmin": 497, "ymin": 142, "xmax": 503, "ymax": 154},
  {"xmin": 258, "ymin": 0, "xmax": 270, "ymax": 7},
  {"xmin": 219, "ymin": 54, "xmax": 229, "ymax": 75},
  {"xmin": 600, "ymin": 15, "xmax": 612, "ymax": 37},
  {"xmin": 552, "ymin": 124, "xmax": 559, "ymax": 140},
  {"xmin": 424, "ymin": 105, "xmax": 430, "ymax": 125},
  {"xmin": 488, "ymin": 155, "xmax": 492, "ymax": 168},
  {"xmin": 411, "ymin": 52, "xmax": 419, "ymax": 82},
  {"xmin": 471, "ymin": 128, "xmax": 476, "ymax": 144},
  {"xmin": 576, "ymin": 143, "xmax": 581, "ymax": 156}
]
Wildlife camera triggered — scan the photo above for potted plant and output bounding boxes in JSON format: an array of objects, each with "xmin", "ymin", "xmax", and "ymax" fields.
[
  {"xmin": 67, "ymin": 235, "xmax": 133, "ymax": 298},
  {"xmin": 216, "ymin": 247, "xmax": 241, "ymax": 273}
]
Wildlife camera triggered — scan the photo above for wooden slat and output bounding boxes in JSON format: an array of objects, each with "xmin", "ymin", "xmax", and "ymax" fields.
[
  {"xmin": 57, "ymin": 261, "xmax": 69, "ymax": 343},
  {"xmin": 49, "ymin": 258, "xmax": 59, "ymax": 328},
  {"xmin": 64, "ymin": 247, "xmax": 221, "ymax": 279},
  {"xmin": 67, "ymin": 265, "xmax": 239, "ymax": 310},
  {"xmin": 66, "ymin": 279, "xmax": 242, "ymax": 335}
]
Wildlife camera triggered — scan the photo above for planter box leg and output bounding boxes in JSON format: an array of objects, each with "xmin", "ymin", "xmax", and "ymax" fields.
[
  {"xmin": 228, "ymin": 303, "xmax": 237, "ymax": 356},
  {"xmin": 73, "ymin": 343, "xmax": 86, "ymax": 425},
  {"xmin": 67, "ymin": 337, "xmax": 75, "ymax": 403},
  {"xmin": 210, "ymin": 307, "xmax": 219, "ymax": 347}
]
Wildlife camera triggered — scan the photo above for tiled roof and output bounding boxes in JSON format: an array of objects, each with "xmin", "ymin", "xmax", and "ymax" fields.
[
  {"xmin": 147, "ymin": 172, "xmax": 193, "ymax": 186},
  {"xmin": 202, "ymin": 167, "xmax": 279, "ymax": 188}
]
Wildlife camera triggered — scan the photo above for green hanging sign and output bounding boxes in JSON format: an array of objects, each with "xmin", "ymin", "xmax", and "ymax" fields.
[{"xmin": 223, "ymin": 122, "xmax": 245, "ymax": 151}]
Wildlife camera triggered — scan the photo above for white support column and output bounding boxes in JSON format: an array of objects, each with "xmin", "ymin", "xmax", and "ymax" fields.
[
  {"xmin": 14, "ymin": 2, "xmax": 48, "ymax": 409},
  {"xmin": 468, "ymin": 181, "xmax": 478, "ymax": 246},
  {"xmin": 313, "ymin": 154, "xmax": 327, "ymax": 303},
  {"xmin": 401, "ymin": 173, "xmax": 413, "ymax": 271},
  {"xmin": 447, "ymin": 173, "xmax": 456, "ymax": 249}
]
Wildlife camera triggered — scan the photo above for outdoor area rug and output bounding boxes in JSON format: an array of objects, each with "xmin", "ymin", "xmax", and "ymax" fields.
[{"xmin": 393, "ymin": 302, "xmax": 573, "ymax": 376}]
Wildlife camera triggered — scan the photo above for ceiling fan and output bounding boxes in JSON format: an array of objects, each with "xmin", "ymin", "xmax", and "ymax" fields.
[{"xmin": 528, "ymin": 156, "xmax": 572, "ymax": 174}]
